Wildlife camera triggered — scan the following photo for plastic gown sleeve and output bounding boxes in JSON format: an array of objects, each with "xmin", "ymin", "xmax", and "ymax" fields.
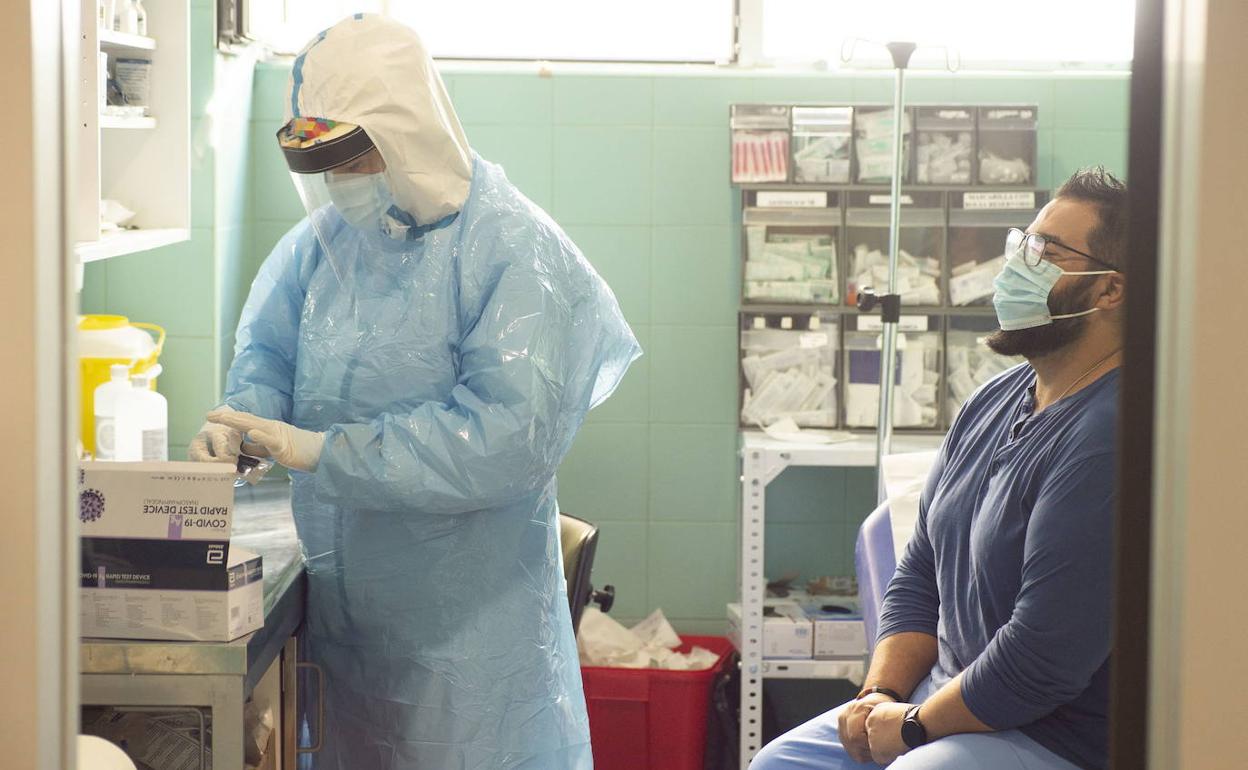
[
  {"xmin": 960, "ymin": 451, "xmax": 1115, "ymax": 729},
  {"xmin": 313, "ymin": 259, "xmax": 631, "ymax": 515},
  {"xmin": 876, "ymin": 434, "xmax": 949, "ymax": 642},
  {"xmin": 223, "ymin": 226, "xmax": 317, "ymax": 423}
]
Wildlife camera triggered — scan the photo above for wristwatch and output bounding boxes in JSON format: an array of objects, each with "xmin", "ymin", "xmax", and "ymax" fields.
[{"xmin": 900, "ymin": 705, "xmax": 929, "ymax": 749}]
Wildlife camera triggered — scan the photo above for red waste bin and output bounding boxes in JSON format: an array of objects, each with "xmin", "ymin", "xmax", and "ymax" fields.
[{"xmin": 581, "ymin": 635, "xmax": 733, "ymax": 770}]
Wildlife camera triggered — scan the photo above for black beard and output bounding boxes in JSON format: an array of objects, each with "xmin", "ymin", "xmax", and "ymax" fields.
[{"xmin": 985, "ymin": 281, "xmax": 1096, "ymax": 358}]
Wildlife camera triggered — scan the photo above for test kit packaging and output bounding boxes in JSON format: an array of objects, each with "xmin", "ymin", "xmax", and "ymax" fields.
[
  {"xmin": 78, "ymin": 461, "xmax": 264, "ymax": 642},
  {"xmin": 789, "ymin": 591, "xmax": 868, "ymax": 659},
  {"xmin": 727, "ymin": 600, "xmax": 813, "ymax": 659}
]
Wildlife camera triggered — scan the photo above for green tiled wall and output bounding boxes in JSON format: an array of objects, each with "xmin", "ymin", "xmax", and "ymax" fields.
[
  {"xmin": 92, "ymin": 48, "xmax": 1130, "ymax": 634},
  {"xmin": 243, "ymin": 64, "xmax": 1128, "ymax": 632}
]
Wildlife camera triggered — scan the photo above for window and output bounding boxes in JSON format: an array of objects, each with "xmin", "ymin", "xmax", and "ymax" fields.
[
  {"xmin": 219, "ymin": 0, "xmax": 735, "ymax": 62},
  {"xmin": 388, "ymin": 0, "xmax": 736, "ymax": 63},
  {"xmin": 218, "ymin": 0, "xmax": 384, "ymax": 53},
  {"xmin": 759, "ymin": 0, "xmax": 1136, "ymax": 69},
  {"xmin": 220, "ymin": 0, "xmax": 1135, "ymax": 69}
]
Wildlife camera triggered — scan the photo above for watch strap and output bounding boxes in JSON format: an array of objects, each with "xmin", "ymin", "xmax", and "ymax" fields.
[{"xmin": 856, "ymin": 685, "xmax": 903, "ymax": 702}]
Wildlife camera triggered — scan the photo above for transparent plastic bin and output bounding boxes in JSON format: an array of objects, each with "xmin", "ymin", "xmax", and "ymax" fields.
[
  {"xmin": 854, "ymin": 106, "xmax": 912, "ymax": 184},
  {"xmin": 740, "ymin": 311, "xmax": 840, "ymax": 429},
  {"xmin": 977, "ymin": 106, "xmax": 1038, "ymax": 186},
  {"xmin": 844, "ymin": 191, "xmax": 944, "ymax": 307},
  {"xmin": 843, "ymin": 314, "xmax": 941, "ymax": 430},
  {"xmin": 947, "ymin": 191, "xmax": 1048, "ymax": 307},
  {"xmin": 945, "ymin": 315, "xmax": 1021, "ymax": 423},
  {"xmin": 731, "ymin": 104, "xmax": 791, "ymax": 184},
  {"xmin": 791, "ymin": 106, "xmax": 853, "ymax": 184},
  {"xmin": 914, "ymin": 106, "xmax": 974, "ymax": 185},
  {"xmin": 742, "ymin": 192, "xmax": 842, "ymax": 305}
]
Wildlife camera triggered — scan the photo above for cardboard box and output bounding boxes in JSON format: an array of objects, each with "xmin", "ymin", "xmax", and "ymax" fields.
[
  {"xmin": 789, "ymin": 591, "xmax": 867, "ymax": 659},
  {"xmin": 727, "ymin": 600, "xmax": 813, "ymax": 660},
  {"xmin": 79, "ymin": 461, "xmax": 264, "ymax": 641}
]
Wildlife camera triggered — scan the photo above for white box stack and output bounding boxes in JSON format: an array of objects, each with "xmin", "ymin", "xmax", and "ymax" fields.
[
  {"xmin": 78, "ymin": 461, "xmax": 264, "ymax": 641},
  {"xmin": 790, "ymin": 591, "xmax": 868, "ymax": 659},
  {"xmin": 727, "ymin": 599, "xmax": 814, "ymax": 660}
]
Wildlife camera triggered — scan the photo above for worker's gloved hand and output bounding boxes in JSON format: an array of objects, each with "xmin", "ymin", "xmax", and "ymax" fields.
[
  {"xmin": 205, "ymin": 409, "xmax": 325, "ymax": 473},
  {"xmin": 188, "ymin": 406, "xmax": 244, "ymax": 463}
]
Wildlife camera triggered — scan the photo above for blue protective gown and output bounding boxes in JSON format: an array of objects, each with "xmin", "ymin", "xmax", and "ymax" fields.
[{"xmin": 224, "ymin": 155, "xmax": 640, "ymax": 769}]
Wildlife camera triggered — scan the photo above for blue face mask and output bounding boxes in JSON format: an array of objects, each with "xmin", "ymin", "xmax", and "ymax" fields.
[
  {"xmin": 326, "ymin": 172, "xmax": 395, "ymax": 232},
  {"xmin": 992, "ymin": 253, "xmax": 1116, "ymax": 331}
]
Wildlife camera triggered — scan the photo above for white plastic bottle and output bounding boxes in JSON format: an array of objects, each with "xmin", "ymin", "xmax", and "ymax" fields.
[
  {"xmin": 134, "ymin": 0, "xmax": 147, "ymax": 36},
  {"xmin": 92, "ymin": 364, "xmax": 132, "ymax": 460},
  {"xmin": 118, "ymin": 0, "xmax": 139, "ymax": 35},
  {"xmin": 114, "ymin": 372, "xmax": 167, "ymax": 461}
]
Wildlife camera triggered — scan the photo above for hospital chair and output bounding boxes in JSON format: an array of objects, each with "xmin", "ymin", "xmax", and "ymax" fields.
[
  {"xmin": 854, "ymin": 502, "xmax": 897, "ymax": 656},
  {"xmin": 559, "ymin": 513, "xmax": 616, "ymax": 633}
]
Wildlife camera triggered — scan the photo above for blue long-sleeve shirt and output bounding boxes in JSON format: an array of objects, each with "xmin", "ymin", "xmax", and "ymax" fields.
[{"xmin": 878, "ymin": 363, "xmax": 1118, "ymax": 770}]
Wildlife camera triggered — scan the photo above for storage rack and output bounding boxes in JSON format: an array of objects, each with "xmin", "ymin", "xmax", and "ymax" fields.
[
  {"xmin": 738, "ymin": 183, "xmax": 1050, "ymax": 433},
  {"xmin": 732, "ymin": 102, "xmax": 1046, "ymax": 766},
  {"xmin": 736, "ymin": 431, "xmax": 944, "ymax": 766}
]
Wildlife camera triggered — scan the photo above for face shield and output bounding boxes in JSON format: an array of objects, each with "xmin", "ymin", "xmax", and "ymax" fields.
[{"xmin": 276, "ymin": 117, "xmax": 418, "ymax": 279}]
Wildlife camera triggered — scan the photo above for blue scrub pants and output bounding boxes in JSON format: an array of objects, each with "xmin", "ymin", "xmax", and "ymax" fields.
[{"xmin": 751, "ymin": 675, "xmax": 1081, "ymax": 770}]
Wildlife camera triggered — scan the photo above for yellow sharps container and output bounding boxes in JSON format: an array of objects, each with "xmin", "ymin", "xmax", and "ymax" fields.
[{"xmin": 78, "ymin": 315, "xmax": 165, "ymax": 456}]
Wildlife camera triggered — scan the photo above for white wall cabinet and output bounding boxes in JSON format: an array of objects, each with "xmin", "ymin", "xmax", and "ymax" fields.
[{"xmin": 76, "ymin": 0, "xmax": 190, "ymax": 263}]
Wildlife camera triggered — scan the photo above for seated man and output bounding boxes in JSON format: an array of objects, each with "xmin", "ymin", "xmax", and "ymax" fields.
[{"xmin": 753, "ymin": 167, "xmax": 1127, "ymax": 770}]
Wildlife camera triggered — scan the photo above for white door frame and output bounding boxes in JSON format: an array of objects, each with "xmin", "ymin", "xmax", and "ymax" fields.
[
  {"xmin": 0, "ymin": 1, "xmax": 80, "ymax": 768},
  {"xmin": 1151, "ymin": 0, "xmax": 1248, "ymax": 766}
]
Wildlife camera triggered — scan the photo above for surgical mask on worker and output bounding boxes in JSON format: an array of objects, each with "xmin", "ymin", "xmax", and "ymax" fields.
[
  {"xmin": 326, "ymin": 172, "xmax": 395, "ymax": 232},
  {"xmin": 992, "ymin": 253, "xmax": 1115, "ymax": 331}
]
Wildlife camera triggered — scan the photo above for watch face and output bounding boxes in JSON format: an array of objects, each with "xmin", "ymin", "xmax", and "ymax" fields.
[{"xmin": 901, "ymin": 715, "xmax": 927, "ymax": 749}]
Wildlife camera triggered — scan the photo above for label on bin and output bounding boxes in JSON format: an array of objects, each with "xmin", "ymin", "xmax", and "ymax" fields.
[
  {"xmin": 869, "ymin": 194, "xmax": 914, "ymax": 206},
  {"xmin": 756, "ymin": 191, "xmax": 828, "ymax": 208},
  {"xmin": 858, "ymin": 315, "xmax": 929, "ymax": 332},
  {"xmin": 799, "ymin": 332, "xmax": 829, "ymax": 349},
  {"xmin": 963, "ymin": 191, "xmax": 1036, "ymax": 210}
]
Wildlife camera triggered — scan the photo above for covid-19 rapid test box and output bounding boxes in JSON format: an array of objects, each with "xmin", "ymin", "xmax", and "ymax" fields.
[{"xmin": 78, "ymin": 461, "xmax": 264, "ymax": 642}]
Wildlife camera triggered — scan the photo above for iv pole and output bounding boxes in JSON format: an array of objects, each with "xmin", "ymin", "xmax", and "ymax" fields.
[{"xmin": 848, "ymin": 40, "xmax": 917, "ymax": 503}]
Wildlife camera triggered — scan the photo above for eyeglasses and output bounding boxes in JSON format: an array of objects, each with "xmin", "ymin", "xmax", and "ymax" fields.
[{"xmin": 1005, "ymin": 228, "xmax": 1121, "ymax": 272}]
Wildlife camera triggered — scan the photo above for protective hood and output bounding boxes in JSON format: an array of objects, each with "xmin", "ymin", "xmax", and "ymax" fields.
[{"xmin": 286, "ymin": 14, "xmax": 472, "ymax": 226}]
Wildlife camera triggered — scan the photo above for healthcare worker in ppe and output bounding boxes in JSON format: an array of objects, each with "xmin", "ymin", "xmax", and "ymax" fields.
[{"xmin": 188, "ymin": 15, "xmax": 640, "ymax": 769}]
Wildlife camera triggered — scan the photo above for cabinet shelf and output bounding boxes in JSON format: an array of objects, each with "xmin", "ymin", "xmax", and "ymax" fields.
[
  {"xmin": 762, "ymin": 657, "xmax": 866, "ymax": 681},
  {"xmin": 98, "ymin": 29, "xmax": 157, "ymax": 51},
  {"xmin": 99, "ymin": 114, "xmax": 156, "ymax": 130},
  {"xmin": 77, "ymin": 0, "xmax": 188, "ymax": 264},
  {"xmin": 75, "ymin": 228, "xmax": 189, "ymax": 263},
  {"xmin": 738, "ymin": 183, "xmax": 1049, "ymax": 193},
  {"xmin": 740, "ymin": 303, "xmax": 998, "ymax": 317}
]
